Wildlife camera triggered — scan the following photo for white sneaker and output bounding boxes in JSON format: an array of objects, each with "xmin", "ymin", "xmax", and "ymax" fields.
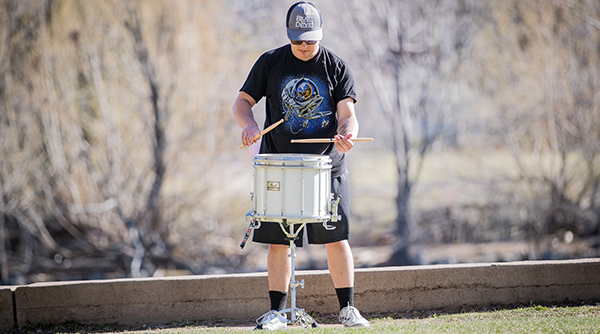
[
  {"xmin": 339, "ymin": 305, "xmax": 369, "ymax": 327},
  {"xmin": 254, "ymin": 310, "xmax": 287, "ymax": 330}
]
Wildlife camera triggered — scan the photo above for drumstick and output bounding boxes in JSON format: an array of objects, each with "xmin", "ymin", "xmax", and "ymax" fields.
[
  {"xmin": 290, "ymin": 137, "xmax": 374, "ymax": 144},
  {"xmin": 238, "ymin": 119, "xmax": 284, "ymax": 149}
]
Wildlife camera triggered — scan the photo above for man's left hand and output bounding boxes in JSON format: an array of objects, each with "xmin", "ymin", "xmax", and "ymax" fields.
[{"xmin": 334, "ymin": 134, "xmax": 355, "ymax": 154}]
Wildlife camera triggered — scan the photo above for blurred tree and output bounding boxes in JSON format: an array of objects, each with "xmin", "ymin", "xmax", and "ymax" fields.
[
  {"xmin": 342, "ymin": 0, "xmax": 483, "ymax": 265},
  {"xmin": 0, "ymin": 0, "xmax": 245, "ymax": 283},
  {"xmin": 0, "ymin": 0, "xmax": 16, "ymax": 284},
  {"xmin": 471, "ymin": 0, "xmax": 600, "ymax": 257}
]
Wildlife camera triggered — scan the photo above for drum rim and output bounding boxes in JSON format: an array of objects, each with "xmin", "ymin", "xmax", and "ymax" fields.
[{"xmin": 254, "ymin": 153, "xmax": 331, "ymax": 162}]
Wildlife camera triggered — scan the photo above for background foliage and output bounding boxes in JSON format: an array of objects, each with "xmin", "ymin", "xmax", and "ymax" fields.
[{"xmin": 1, "ymin": 0, "xmax": 599, "ymax": 284}]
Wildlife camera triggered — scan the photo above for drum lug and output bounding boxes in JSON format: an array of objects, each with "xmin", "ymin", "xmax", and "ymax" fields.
[
  {"xmin": 251, "ymin": 219, "xmax": 261, "ymax": 229},
  {"xmin": 320, "ymin": 195, "xmax": 340, "ymax": 230},
  {"xmin": 322, "ymin": 221, "xmax": 337, "ymax": 230},
  {"xmin": 245, "ymin": 210, "xmax": 261, "ymax": 228},
  {"xmin": 330, "ymin": 195, "xmax": 341, "ymax": 222}
]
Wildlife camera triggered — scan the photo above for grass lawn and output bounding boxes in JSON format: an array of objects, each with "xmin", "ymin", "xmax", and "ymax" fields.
[
  {"xmin": 362, "ymin": 305, "xmax": 600, "ymax": 334},
  {"xmin": 18, "ymin": 304, "xmax": 600, "ymax": 334}
]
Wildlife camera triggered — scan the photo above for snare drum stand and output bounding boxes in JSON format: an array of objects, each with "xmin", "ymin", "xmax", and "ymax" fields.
[
  {"xmin": 277, "ymin": 219, "xmax": 319, "ymax": 328},
  {"xmin": 243, "ymin": 183, "xmax": 341, "ymax": 329}
]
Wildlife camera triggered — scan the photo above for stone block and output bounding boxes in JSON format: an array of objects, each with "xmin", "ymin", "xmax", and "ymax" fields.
[{"xmin": 0, "ymin": 287, "xmax": 14, "ymax": 330}]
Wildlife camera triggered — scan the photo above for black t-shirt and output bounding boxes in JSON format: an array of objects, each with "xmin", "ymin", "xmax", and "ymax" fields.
[{"xmin": 240, "ymin": 45, "xmax": 357, "ymax": 178}]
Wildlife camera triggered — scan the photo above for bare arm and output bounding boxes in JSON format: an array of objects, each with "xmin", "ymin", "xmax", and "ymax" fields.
[
  {"xmin": 232, "ymin": 91, "xmax": 261, "ymax": 147},
  {"xmin": 334, "ymin": 97, "xmax": 359, "ymax": 153}
]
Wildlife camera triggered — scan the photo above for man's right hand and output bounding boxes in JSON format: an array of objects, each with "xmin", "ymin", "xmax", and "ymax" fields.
[{"xmin": 241, "ymin": 124, "xmax": 261, "ymax": 147}]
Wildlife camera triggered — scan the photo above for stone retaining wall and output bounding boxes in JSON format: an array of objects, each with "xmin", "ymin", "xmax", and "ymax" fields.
[{"xmin": 1, "ymin": 258, "xmax": 599, "ymax": 330}]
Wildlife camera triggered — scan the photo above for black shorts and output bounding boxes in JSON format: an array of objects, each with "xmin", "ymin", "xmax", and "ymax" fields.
[{"xmin": 252, "ymin": 171, "xmax": 351, "ymax": 247}]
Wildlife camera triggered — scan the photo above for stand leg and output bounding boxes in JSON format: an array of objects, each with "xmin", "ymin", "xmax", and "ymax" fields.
[
  {"xmin": 289, "ymin": 221, "xmax": 298, "ymax": 323},
  {"xmin": 276, "ymin": 220, "xmax": 319, "ymax": 328}
]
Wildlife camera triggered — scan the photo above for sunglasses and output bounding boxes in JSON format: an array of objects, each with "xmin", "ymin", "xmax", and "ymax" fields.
[{"xmin": 290, "ymin": 40, "xmax": 318, "ymax": 45}]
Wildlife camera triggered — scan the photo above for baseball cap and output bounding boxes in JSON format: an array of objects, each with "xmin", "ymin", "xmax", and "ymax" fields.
[{"xmin": 286, "ymin": 2, "xmax": 322, "ymax": 41}]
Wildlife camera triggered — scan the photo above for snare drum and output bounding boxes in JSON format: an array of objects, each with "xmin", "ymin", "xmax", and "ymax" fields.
[{"xmin": 251, "ymin": 154, "xmax": 334, "ymax": 223}]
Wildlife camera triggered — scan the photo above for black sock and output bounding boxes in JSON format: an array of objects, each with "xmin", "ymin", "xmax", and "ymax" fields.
[
  {"xmin": 335, "ymin": 287, "xmax": 354, "ymax": 310},
  {"xmin": 269, "ymin": 290, "xmax": 288, "ymax": 311}
]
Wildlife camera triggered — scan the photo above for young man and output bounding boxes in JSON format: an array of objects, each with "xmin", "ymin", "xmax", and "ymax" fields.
[{"xmin": 232, "ymin": 1, "xmax": 369, "ymax": 330}]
